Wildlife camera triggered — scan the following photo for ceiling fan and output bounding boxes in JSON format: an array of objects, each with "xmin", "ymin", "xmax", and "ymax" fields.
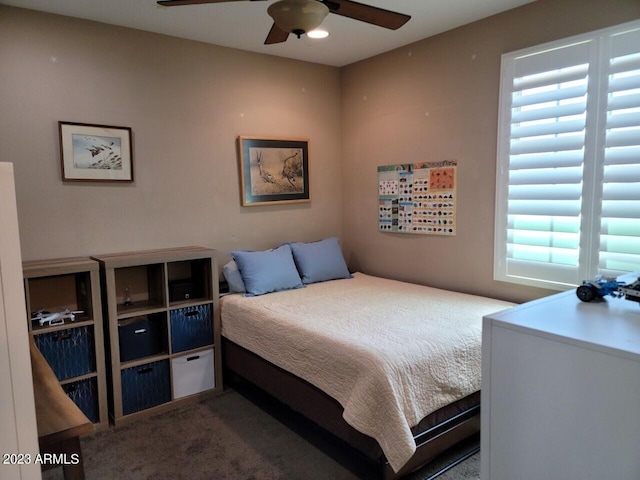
[{"xmin": 156, "ymin": 0, "xmax": 411, "ymax": 45}]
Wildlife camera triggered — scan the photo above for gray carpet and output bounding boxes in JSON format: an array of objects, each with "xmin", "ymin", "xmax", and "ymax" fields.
[{"xmin": 42, "ymin": 389, "xmax": 479, "ymax": 479}]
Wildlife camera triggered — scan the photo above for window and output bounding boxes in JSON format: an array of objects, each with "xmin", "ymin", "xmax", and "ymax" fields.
[{"xmin": 494, "ymin": 20, "xmax": 640, "ymax": 290}]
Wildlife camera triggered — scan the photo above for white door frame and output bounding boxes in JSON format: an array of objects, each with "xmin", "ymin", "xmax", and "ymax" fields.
[{"xmin": 0, "ymin": 162, "xmax": 41, "ymax": 480}]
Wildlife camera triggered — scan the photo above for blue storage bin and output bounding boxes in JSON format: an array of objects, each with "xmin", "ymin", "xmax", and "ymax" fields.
[
  {"xmin": 62, "ymin": 377, "xmax": 99, "ymax": 424},
  {"xmin": 121, "ymin": 359, "xmax": 170, "ymax": 416},
  {"xmin": 170, "ymin": 304, "xmax": 213, "ymax": 353},
  {"xmin": 34, "ymin": 326, "xmax": 96, "ymax": 381}
]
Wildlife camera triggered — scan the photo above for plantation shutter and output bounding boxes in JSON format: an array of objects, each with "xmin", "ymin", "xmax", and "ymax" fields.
[
  {"xmin": 599, "ymin": 27, "xmax": 640, "ymax": 276},
  {"xmin": 494, "ymin": 20, "xmax": 640, "ymax": 290}
]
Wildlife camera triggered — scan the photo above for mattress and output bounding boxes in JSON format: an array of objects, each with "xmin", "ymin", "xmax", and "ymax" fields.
[{"xmin": 220, "ymin": 272, "xmax": 513, "ymax": 472}]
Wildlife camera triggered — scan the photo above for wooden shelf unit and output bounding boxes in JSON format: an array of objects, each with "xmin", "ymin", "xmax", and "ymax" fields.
[
  {"xmin": 92, "ymin": 247, "xmax": 221, "ymax": 426},
  {"xmin": 23, "ymin": 256, "xmax": 109, "ymax": 431}
]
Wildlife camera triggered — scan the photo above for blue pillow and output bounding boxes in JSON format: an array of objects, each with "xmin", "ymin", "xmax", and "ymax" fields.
[
  {"xmin": 289, "ymin": 237, "xmax": 351, "ymax": 284},
  {"xmin": 230, "ymin": 244, "xmax": 304, "ymax": 297},
  {"xmin": 222, "ymin": 260, "xmax": 245, "ymax": 294}
]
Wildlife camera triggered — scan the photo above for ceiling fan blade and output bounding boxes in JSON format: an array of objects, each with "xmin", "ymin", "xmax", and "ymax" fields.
[
  {"xmin": 324, "ymin": 0, "xmax": 410, "ymax": 30},
  {"xmin": 157, "ymin": 0, "xmax": 263, "ymax": 6},
  {"xmin": 264, "ymin": 23, "xmax": 290, "ymax": 45}
]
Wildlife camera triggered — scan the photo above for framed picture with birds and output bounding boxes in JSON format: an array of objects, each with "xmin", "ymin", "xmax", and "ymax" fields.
[
  {"xmin": 237, "ymin": 135, "xmax": 310, "ymax": 206},
  {"xmin": 59, "ymin": 121, "xmax": 133, "ymax": 182}
]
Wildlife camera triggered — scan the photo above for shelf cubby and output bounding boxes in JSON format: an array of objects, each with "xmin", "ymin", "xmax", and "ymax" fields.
[{"xmin": 114, "ymin": 263, "xmax": 166, "ymax": 317}]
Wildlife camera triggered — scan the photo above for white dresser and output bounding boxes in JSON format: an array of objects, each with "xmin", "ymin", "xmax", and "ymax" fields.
[{"xmin": 481, "ymin": 290, "xmax": 640, "ymax": 480}]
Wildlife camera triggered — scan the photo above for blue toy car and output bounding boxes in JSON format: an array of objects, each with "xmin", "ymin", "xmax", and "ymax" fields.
[{"xmin": 577, "ymin": 272, "xmax": 640, "ymax": 304}]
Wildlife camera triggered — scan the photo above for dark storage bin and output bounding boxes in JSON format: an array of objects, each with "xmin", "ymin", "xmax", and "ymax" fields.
[
  {"xmin": 169, "ymin": 280, "xmax": 201, "ymax": 303},
  {"xmin": 167, "ymin": 258, "xmax": 210, "ymax": 304},
  {"xmin": 170, "ymin": 304, "xmax": 213, "ymax": 353},
  {"xmin": 34, "ymin": 326, "xmax": 96, "ymax": 381},
  {"xmin": 62, "ymin": 377, "xmax": 99, "ymax": 424},
  {"xmin": 121, "ymin": 359, "xmax": 171, "ymax": 416},
  {"xmin": 118, "ymin": 315, "xmax": 166, "ymax": 362}
]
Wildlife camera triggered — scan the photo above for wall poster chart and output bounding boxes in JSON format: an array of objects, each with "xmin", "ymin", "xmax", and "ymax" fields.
[{"xmin": 378, "ymin": 160, "xmax": 457, "ymax": 235}]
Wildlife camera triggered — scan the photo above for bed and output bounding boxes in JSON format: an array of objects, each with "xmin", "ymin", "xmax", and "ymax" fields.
[{"xmin": 219, "ymin": 239, "xmax": 514, "ymax": 478}]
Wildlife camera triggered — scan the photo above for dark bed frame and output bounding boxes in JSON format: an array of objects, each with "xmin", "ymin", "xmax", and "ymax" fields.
[{"xmin": 222, "ymin": 337, "xmax": 480, "ymax": 479}]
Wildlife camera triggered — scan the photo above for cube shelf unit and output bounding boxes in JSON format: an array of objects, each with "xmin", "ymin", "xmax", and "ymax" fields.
[
  {"xmin": 23, "ymin": 257, "xmax": 109, "ymax": 430},
  {"xmin": 92, "ymin": 247, "xmax": 221, "ymax": 426}
]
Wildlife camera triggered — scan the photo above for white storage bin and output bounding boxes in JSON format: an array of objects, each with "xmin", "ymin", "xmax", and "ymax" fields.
[{"xmin": 171, "ymin": 348, "xmax": 215, "ymax": 399}]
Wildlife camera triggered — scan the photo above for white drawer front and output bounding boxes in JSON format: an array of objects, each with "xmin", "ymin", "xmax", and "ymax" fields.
[{"xmin": 171, "ymin": 348, "xmax": 215, "ymax": 399}]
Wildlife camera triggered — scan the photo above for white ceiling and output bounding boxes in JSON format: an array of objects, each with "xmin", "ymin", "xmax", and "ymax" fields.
[{"xmin": 1, "ymin": 0, "xmax": 536, "ymax": 67}]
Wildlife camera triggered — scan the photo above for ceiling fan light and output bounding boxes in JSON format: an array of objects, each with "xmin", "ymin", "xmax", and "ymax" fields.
[
  {"xmin": 267, "ymin": 0, "xmax": 330, "ymax": 37},
  {"xmin": 307, "ymin": 29, "xmax": 329, "ymax": 39}
]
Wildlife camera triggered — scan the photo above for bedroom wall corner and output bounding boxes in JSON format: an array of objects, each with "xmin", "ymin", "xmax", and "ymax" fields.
[
  {"xmin": 339, "ymin": 0, "xmax": 640, "ymax": 304},
  {"xmin": 0, "ymin": 5, "xmax": 344, "ymax": 267}
]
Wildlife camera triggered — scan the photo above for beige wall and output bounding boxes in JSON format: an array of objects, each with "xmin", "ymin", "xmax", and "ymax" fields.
[
  {"xmin": 2, "ymin": 1, "xmax": 639, "ymax": 303},
  {"xmin": 0, "ymin": 6, "xmax": 342, "ymax": 269},
  {"xmin": 340, "ymin": 0, "xmax": 640, "ymax": 303}
]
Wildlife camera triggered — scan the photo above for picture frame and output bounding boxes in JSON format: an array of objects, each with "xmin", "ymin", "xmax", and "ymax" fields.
[
  {"xmin": 237, "ymin": 135, "xmax": 310, "ymax": 206},
  {"xmin": 59, "ymin": 121, "xmax": 133, "ymax": 182}
]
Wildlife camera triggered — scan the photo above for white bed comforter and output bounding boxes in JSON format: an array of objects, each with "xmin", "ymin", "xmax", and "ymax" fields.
[{"xmin": 220, "ymin": 273, "xmax": 513, "ymax": 472}]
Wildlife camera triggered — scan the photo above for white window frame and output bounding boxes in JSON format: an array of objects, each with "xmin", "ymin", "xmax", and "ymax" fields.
[{"xmin": 494, "ymin": 20, "xmax": 640, "ymax": 290}]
